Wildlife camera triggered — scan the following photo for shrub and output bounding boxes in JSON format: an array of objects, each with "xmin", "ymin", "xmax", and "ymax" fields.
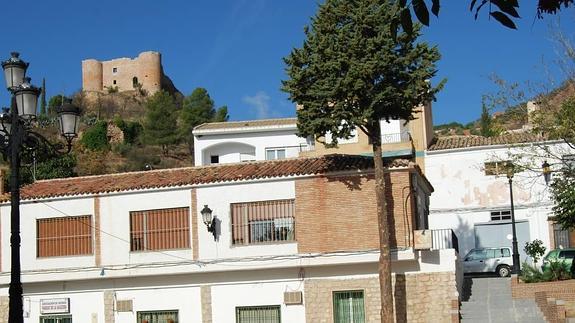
[
  {"xmin": 542, "ymin": 260, "xmax": 572, "ymax": 281},
  {"xmin": 80, "ymin": 121, "xmax": 109, "ymax": 151},
  {"xmin": 519, "ymin": 262, "xmax": 544, "ymax": 283},
  {"xmin": 524, "ymin": 239, "xmax": 546, "ymax": 265}
]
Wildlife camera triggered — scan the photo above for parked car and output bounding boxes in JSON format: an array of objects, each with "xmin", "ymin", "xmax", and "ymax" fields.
[
  {"xmin": 462, "ymin": 247, "xmax": 513, "ymax": 277},
  {"xmin": 541, "ymin": 248, "xmax": 575, "ymax": 272}
]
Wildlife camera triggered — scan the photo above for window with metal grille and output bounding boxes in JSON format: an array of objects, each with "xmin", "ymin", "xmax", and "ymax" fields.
[
  {"xmin": 236, "ymin": 305, "xmax": 281, "ymax": 323},
  {"xmin": 231, "ymin": 199, "xmax": 295, "ymax": 245},
  {"xmin": 333, "ymin": 290, "xmax": 365, "ymax": 323},
  {"xmin": 130, "ymin": 207, "xmax": 190, "ymax": 251},
  {"xmin": 490, "ymin": 210, "xmax": 511, "ymax": 221},
  {"xmin": 37, "ymin": 216, "xmax": 93, "ymax": 258},
  {"xmin": 40, "ymin": 316, "xmax": 72, "ymax": 323},
  {"xmin": 137, "ymin": 310, "xmax": 178, "ymax": 323},
  {"xmin": 484, "ymin": 161, "xmax": 511, "ymax": 176}
]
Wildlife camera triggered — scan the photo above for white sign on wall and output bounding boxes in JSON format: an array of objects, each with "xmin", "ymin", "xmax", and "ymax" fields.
[{"xmin": 40, "ymin": 298, "xmax": 70, "ymax": 314}]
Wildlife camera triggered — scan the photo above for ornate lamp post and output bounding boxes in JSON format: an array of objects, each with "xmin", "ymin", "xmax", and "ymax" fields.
[
  {"xmin": 1, "ymin": 52, "xmax": 80, "ymax": 323},
  {"xmin": 506, "ymin": 164, "xmax": 521, "ymax": 275}
]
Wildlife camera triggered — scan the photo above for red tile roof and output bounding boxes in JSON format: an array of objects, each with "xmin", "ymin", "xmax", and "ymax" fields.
[
  {"xmin": 8, "ymin": 154, "xmax": 415, "ymax": 201},
  {"xmin": 428, "ymin": 134, "xmax": 549, "ymax": 151},
  {"xmin": 193, "ymin": 118, "xmax": 297, "ymax": 132}
]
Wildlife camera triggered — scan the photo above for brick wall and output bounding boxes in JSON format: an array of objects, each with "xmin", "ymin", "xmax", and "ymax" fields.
[
  {"xmin": 511, "ymin": 276, "xmax": 575, "ymax": 322},
  {"xmin": 304, "ymin": 272, "xmax": 458, "ymax": 323},
  {"xmin": 295, "ymin": 170, "xmax": 416, "ymax": 254},
  {"xmin": 201, "ymin": 285, "xmax": 213, "ymax": 323}
]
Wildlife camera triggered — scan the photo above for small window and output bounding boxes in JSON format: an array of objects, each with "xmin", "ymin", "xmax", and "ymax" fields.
[
  {"xmin": 266, "ymin": 148, "xmax": 286, "ymax": 160},
  {"xmin": 466, "ymin": 249, "xmax": 487, "ymax": 261},
  {"xmin": 210, "ymin": 155, "xmax": 219, "ymax": 164},
  {"xmin": 37, "ymin": 216, "xmax": 93, "ymax": 257},
  {"xmin": 137, "ymin": 310, "xmax": 178, "ymax": 323},
  {"xmin": 236, "ymin": 305, "xmax": 281, "ymax": 323},
  {"xmin": 133, "ymin": 76, "xmax": 139, "ymax": 87},
  {"xmin": 130, "ymin": 207, "xmax": 190, "ymax": 251},
  {"xmin": 490, "ymin": 210, "xmax": 511, "ymax": 221},
  {"xmin": 112, "ymin": 67, "xmax": 118, "ymax": 74},
  {"xmin": 231, "ymin": 199, "xmax": 295, "ymax": 245},
  {"xmin": 333, "ymin": 290, "xmax": 365, "ymax": 323},
  {"xmin": 501, "ymin": 248, "xmax": 511, "ymax": 257},
  {"xmin": 484, "ymin": 161, "xmax": 512, "ymax": 176},
  {"xmin": 113, "ymin": 80, "xmax": 117, "ymax": 85},
  {"xmin": 40, "ymin": 316, "xmax": 72, "ymax": 323}
]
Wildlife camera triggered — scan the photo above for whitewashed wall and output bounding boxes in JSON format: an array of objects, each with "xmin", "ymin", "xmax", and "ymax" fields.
[
  {"xmin": 425, "ymin": 142, "xmax": 566, "ymax": 255},
  {"xmin": 196, "ymin": 179, "xmax": 298, "ymax": 260},
  {"xmin": 194, "ymin": 130, "xmax": 307, "ymax": 165}
]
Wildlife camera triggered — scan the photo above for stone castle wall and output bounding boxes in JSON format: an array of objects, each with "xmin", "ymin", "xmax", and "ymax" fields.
[{"xmin": 82, "ymin": 51, "xmax": 162, "ymax": 95}]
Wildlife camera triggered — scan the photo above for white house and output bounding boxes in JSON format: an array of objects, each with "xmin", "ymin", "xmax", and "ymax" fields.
[
  {"xmin": 425, "ymin": 134, "xmax": 572, "ymax": 260},
  {"xmin": 0, "ymin": 154, "xmax": 459, "ymax": 323},
  {"xmin": 192, "ymin": 118, "xmax": 311, "ymax": 166}
]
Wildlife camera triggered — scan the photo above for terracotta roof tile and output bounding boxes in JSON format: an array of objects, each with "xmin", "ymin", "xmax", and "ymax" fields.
[
  {"xmin": 193, "ymin": 118, "xmax": 297, "ymax": 132},
  {"xmin": 7, "ymin": 154, "xmax": 414, "ymax": 202},
  {"xmin": 428, "ymin": 134, "xmax": 548, "ymax": 151}
]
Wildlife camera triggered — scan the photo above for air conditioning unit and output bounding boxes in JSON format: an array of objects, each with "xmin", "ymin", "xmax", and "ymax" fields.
[
  {"xmin": 116, "ymin": 299, "xmax": 133, "ymax": 312},
  {"xmin": 284, "ymin": 291, "xmax": 303, "ymax": 305}
]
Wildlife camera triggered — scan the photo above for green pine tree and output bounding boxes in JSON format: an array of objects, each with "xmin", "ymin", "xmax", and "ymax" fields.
[
  {"xmin": 179, "ymin": 88, "xmax": 229, "ymax": 155},
  {"xmin": 282, "ymin": 1, "xmax": 444, "ymax": 320},
  {"xmin": 143, "ymin": 90, "xmax": 180, "ymax": 155}
]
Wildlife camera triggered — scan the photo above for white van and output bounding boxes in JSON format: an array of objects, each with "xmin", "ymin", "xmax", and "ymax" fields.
[{"xmin": 462, "ymin": 247, "xmax": 513, "ymax": 277}]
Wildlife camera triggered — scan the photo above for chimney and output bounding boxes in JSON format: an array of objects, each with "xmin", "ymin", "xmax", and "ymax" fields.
[{"xmin": 527, "ymin": 101, "xmax": 540, "ymax": 126}]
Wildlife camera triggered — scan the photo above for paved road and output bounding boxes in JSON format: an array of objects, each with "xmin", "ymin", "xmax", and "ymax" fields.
[{"xmin": 460, "ymin": 276, "xmax": 545, "ymax": 323}]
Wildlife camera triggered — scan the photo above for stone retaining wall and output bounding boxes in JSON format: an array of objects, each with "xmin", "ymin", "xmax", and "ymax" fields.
[{"xmin": 304, "ymin": 272, "xmax": 459, "ymax": 323}]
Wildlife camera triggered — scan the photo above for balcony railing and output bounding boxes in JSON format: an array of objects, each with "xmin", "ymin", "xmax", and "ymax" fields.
[
  {"xmin": 232, "ymin": 218, "xmax": 296, "ymax": 246},
  {"xmin": 381, "ymin": 131, "xmax": 410, "ymax": 144},
  {"xmin": 431, "ymin": 229, "xmax": 459, "ymax": 253}
]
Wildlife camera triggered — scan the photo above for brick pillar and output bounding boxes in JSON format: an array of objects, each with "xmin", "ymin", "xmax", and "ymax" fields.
[
  {"xmin": 191, "ymin": 189, "xmax": 199, "ymax": 260},
  {"xmin": 201, "ymin": 285, "xmax": 213, "ymax": 323},
  {"xmin": 103, "ymin": 290, "xmax": 115, "ymax": 323},
  {"xmin": 94, "ymin": 196, "xmax": 101, "ymax": 267}
]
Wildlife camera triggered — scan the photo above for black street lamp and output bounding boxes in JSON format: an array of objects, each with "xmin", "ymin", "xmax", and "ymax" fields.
[
  {"xmin": 1, "ymin": 52, "xmax": 80, "ymax": 323},
  {"xmin": 506, "ymin": 164, "xmax": 521, "ymax": 275}
]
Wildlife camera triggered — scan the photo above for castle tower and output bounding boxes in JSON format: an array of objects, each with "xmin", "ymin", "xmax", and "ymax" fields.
[
  {"xmin": 81, "ymin": 51, "xmax": 166, "ymax": 95},
  {"xmin": 136, "ymin": 51, "xmax": 162, "ymax": 94},
  {"xmin": 81, "ymin": 59, "xmax": 103, "ymax": 92}
]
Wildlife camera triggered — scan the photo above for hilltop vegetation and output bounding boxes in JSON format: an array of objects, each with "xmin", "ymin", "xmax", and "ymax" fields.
[{"xmin": 6, "ymin": 87, "xmax": 229, "ymax": 184}]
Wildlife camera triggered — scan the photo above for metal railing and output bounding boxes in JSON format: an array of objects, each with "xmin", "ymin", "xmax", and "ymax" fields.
[
  {"xmin": 431, "ymin": 229, "xmax": 459, "ymax": 253},
  {"xmin": 232, "ymin": 219, "xmax": 296, "ymax": 245},
  {"xmin": 381, "ymin": 131, "xmax": 410, "ymax": 144}
]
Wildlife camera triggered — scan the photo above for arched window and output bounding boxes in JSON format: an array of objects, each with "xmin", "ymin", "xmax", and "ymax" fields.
[{"xmin": 132, "ymin": 77, "xmax": 139, "ymax": 88}]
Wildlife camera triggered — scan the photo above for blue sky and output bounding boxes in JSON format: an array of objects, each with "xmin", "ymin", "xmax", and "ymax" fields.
[{"xmin": 0, "ymin": 1, "xmax": 572, "ymax": 125}]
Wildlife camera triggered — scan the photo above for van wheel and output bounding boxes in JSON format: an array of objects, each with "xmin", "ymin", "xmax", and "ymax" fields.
[{"xmin": 497, "ymin": 265, "xmax": 511, "ymax": 277}]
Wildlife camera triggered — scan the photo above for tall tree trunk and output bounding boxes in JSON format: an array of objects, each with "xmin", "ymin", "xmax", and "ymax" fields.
[{"xmin": 371, "ymin": 124, "xmax": 394, "ymax": 322}]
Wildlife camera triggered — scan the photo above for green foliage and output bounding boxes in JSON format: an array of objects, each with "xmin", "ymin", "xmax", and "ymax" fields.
[
  {"xmin": 393, "ymin": 0, "xmax": 571, "ymax": 33},
  {"xmin": 282, "ymin": 0, "xmax": 444, "ymax": 146},
  {"xmin": 80, "ymin": 121, "xmax": 109, "ymax": 151},
  {"xmin": 433, "ymin": 122, "xmax": 464, "ymax": 130},
  {"xmin": 112, "ymin": 116, "xmax": 143, "ymax": 145},
  {"xmin": 519, "ymin": 262, "xmax": 545, "ymax": 283},
  {"xmin": 179, "ymin": 88, "xmax": 229, "ymax": 155},
  {"xmin": 543, "ymin": 260, "xmax": 572, "ymax": 281},
  {"xmin": 20, "ymin": 154, "xmax": 77, "ymax": 185},
  {"xmin": 524, "ymin": 239, "xmax": 547, "ymax": 264},
  {"xmin": 479, "ymin": 102, "xmax": 498, "ymax": 137},
  {"xmin": 105, "ymin": 86, "xmax": 119, "ymax": 94},
  {"xmin": 551, "ymin": 173, "xmax": 575, "ymax": 230},
  {"xmin": 520, "ymin": 260, "xmax": 572, "ymax": 283},
  {"xmin": 143, "ymin": 90, "xmax": 180, "ymax": 155},
  {"xmin": 48, "ymin": 94, "xmax": 69, "ymax": 116}
]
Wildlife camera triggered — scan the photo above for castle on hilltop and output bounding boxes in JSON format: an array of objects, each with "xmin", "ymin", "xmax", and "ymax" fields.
[{"xmin": 82, "ymin": 51, "xmax": 179, "ymax": 96}]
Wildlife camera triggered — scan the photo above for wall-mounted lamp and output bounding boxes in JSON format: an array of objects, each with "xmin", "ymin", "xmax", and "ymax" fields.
[
  {"xmin": 542, "ymin": 160, "xmax": 551, "ymax": 185},
  {"xmin": 201, "ymin": 205, "xmax": 217, "ymax": 240}
]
